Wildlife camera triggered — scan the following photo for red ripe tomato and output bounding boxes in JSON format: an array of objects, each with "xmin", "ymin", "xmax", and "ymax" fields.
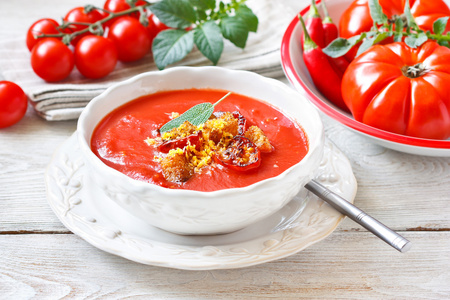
[
  {"xmin": 146, "ymin": 14, "xmax": 170, "ymax": 44},
  {"xmin": 339, "ymin": 0, "xmax": 450, "ymax": 60},
  {"xmin": 342, "ymin": 41, "xmax": 450, "ymax": 140},
  {"xmin": 74, "ymin": 35, "xmax": 118, "ymax": 79},
  {"xmin": 340, "ymin": 0, "xmax": 450, "ymax": 38},
  {"xmin": 103, "ymin": 0, "xmax": 147, "ymax": 19},
  {"xmin": 0, "ymin": 81, "xmax": 28, "ymax": 128},
  {"xmin": 107, "ymin": 17, "xmax": 151, "ymax": 62},
  {"xmin": 26, "ymin": 18, "xmax": 60, "ymax": 51},
  {"xmin": 31, "ymin": 38, "xmax": 74, "ymax": 82},
  {"xmin": 64, "ymin": 7, "xmax": 104, "ymax": 45}
]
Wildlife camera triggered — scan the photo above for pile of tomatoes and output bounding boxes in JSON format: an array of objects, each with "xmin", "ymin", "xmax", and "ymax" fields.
[
  {"xmin": 26, "ymin": 0, "xmax": 169, "ymax": 82},
  {"xmin": 301, "ymin": 0, "xmax": 450, "ymax": 140}
]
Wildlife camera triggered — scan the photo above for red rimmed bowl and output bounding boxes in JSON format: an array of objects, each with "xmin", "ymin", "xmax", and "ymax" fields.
[{"xmin": 281, "ymin": 0, "xmax": 450, "ymax": 157}]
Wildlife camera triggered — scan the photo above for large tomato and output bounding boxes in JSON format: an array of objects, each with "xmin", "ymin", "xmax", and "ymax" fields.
[
  {"xmin": 340, "ymin": 0, "xmax": 450, "ymax": 38},
  {"xmin": 342, "ymin": 41, "xmax": 450, "ymax": 140}
]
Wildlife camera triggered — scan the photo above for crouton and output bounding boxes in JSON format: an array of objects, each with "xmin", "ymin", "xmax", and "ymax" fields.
[
  {"xmin": 244, "ymin": 126, "xmax": 274, "ymax": 153},
  {"xmin": 160, "ymin": 149, "xmax": 194, "ymax": 182}
]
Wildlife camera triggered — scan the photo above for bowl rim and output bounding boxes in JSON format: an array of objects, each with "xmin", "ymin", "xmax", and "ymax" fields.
[
  {"xmin": 77, "ymin": 66, "xmax": 324, "ymax": 197},
  {"xmin": 280, "ymin": 4, "xmax": 450, "ymax": 150}
]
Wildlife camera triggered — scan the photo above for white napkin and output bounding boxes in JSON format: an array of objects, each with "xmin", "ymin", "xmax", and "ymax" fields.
[{"xmin": 0, "ymin": 0, "xmax": 295, "ymax": 121}]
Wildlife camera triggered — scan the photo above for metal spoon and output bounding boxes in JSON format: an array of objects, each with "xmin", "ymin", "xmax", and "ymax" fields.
[{"xmin": 305, "ymin": 179, "xmax": 412, "ymax": 253}]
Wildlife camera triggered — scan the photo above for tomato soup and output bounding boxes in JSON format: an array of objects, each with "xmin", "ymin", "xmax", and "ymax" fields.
[{"xmin": 91, "ymin": 89, "xmax": 309, "ymax": 191}]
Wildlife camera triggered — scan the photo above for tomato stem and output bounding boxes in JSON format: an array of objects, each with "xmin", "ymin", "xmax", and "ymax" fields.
[
  {"xmin": 401, "ymin": 63, "xmax": 428, "ymax": 78},
  {"xmin": 34, "ymin": 2, "xmax": 153, "ymax": 45}
]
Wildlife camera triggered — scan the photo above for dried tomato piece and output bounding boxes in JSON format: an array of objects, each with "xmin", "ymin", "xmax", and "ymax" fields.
[
  {"xmin": 158, "ymin": 132, "xmax": 201, "ymax": 153},
  {"xmin": 215, "ymin": 136, "xmax": 261, "ymax": 171}
]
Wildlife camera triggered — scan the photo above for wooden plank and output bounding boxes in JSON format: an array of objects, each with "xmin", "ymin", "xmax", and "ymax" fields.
[{"xmin": 0, "ymin": 232, "xmax": 448, "ymax": 299}]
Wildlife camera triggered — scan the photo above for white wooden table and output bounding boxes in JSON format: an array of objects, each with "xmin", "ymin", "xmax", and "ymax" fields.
[{"xmin": 1, "ymin": 0, "xmax": 450, "ymax": 298}]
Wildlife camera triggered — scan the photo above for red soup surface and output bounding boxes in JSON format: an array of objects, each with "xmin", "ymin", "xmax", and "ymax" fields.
[{"xmin": 91, "ymin": 89, "xmax": 309, "ymax": 191}]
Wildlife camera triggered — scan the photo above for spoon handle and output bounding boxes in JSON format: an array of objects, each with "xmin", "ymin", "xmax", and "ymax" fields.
[{"xmin": 305, "ymin": 179, "xmax": 412, "ymax": 253}]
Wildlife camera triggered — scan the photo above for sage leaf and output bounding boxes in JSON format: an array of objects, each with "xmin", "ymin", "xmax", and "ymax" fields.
[
  {"xmin": 357, "ymin": 37, "xmax": 376, "ymax": 56},
  {"xmin": 235, "ymin": 4, "xmax": 259, "ymax": 32},
  {"xmin": 433, "ymin": 17, "xmax": 449, "ymax": 35},
  {"xmin": 368, "ymin": 0, "xmax": 388, "ymax": 24},
  {"xmin": 323, "ymin": 34, "xmax": 366, "ymax": 58},
  {"xmin": 153, "ymin": 29, "xmax": 194, "ymax": 70},
  {"xmin": 405, "ymin": 32, "xmax": 428, "ymax": 48},
  {"xmin": 220, "ymin": 16, "xmax": 250, "ymax": 48},
  {"xmin": 194, "ymin": 21, "xmax": 224, "ymax": 65},
  {"xmin": 160, "ymin": 92, "xmax": 232, "ymax": 133},
  {"xmin": 151, "ymin": 0, "xmax": 196, "ymax": 29}
]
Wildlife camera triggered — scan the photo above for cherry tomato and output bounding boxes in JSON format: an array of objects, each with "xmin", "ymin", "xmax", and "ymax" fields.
[
  {"xmin": 0, "ymin": 81, "xmax": 28, "ymax": 129},
  {"xmin": 342, "ymin": 41, "xmax": 450, "ymax": 140},
  {"xmin": 103, "ymin": 0, "xmax": 147, "ymax": 19},
  {"xmin": 107, "ymin": 16, "xmax": 151, "ymax": 62},
  {"xmin": 31, "ymin": 38, "xmax": 74, "ymax": 82},
  {"xmin": 74, "ymin": 35, "xmax": 118, "ymax": 79},
  {"xmin": 215, "ymin": 136, "xmax": 261, "ymax": 171},
  {"xmin": 26, "ymin": 18, "xmax": 60, "ymax": 51},
  {"xmin": 146, "ymin": 14, "xmax": 170, "ymax": 44},
  {"xmin": 64, "ymin": 7, "xmax": 104, "ymax": 45}
]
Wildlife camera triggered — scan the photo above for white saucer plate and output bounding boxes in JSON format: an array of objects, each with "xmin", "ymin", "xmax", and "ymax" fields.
[{"xmin": 45, "ymin": 133, "xmax": 357, "ymax": 270}]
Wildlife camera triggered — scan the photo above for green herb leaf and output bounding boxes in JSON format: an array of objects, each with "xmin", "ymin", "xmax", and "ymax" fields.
[
  {"xmin": 194, "ymin": 21, "xmax": 224, "ymax": 65},
  {"xmin": 153, "ymin": 29, "xmax": 194, "ymax": 70},
  {"xmin": 404, "ymin": 32, "xmax": 428, "ymax": 48},
  {"xmin": 235, "ymin": 4, "xmax": 258, "ymax": 32},
  {"xmin": 404, "ymin": 0, "xmax": 418, "ymax": 30},
  {"xmin": 160, "ymin": 92, "xmax": 232, "ymax": 133},
  {"xmin": 322, "ymin": 34, "xmax": 366, "ymax": 58},
  {"xmin": 189, "ymin": 0, "xmax": 216, "ymax": 10},
  {"xmin": 220, "ymin": 16, "xmax": 250, "ymax": 48},
  {"xmin": 368, "ymin": 0, "xmax": 388, "ymax": 24},
  {"xmin": 151, "ymin": 0, "xmax": 196, "ymax": 29},
  {"xmin": 433, "ymin": 17, "xmax": 449, "ymax": 35}
]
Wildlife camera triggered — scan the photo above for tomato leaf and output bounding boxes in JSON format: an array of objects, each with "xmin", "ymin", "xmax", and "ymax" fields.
[
  {"xmin": 151, "ymin": 0, "xmax": 197, "ymax": 29},
  {"xmin": 153, "ymin": 29, "xmax": 194, "ymax": 70},
  {"xmin": 220, "ymin": 16, "xmax": 250, "ymax": 48},
  {"xmin": 404, "ymin": 0, "xmax": 419, "ymax": 30},
  {"xmin": 368, "ymin": 0, "xmax": 388, "ymax": 24},
  {"xmin": 194, "ymin": 21, "xmax": 224, "ymax": 65},
  {"xmin": 322, "ymin": 34, "xmax": 366, "ymax": 58},
  {"xmin": 160, "ymin": 92, "xmax": 231, "ymax": 133},
  {"xmin": 433, "ymin": 17, "xmax": 449, "ymax": 35},
  {"xmin": 405, "ymin": 32, "xmax": 428, "ymax": 48},
  {"xmin": 235, "ymin": 4, "xmax": 259, "ymax": 33}
]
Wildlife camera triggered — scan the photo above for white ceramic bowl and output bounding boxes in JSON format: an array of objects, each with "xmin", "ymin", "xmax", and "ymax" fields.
[
  {"xmin": 77, "ymin": 66, "xmax": 324, "ymax": 235},
  {"xmin": 281, "ymin": 0, "xmax": 450, "ymax": 157}
]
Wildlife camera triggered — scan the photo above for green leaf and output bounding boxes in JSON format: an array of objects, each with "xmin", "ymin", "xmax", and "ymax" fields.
[
  {"xmin": 220, "ymin": 16, "xmax": 250, "ymax": 48},
  {"xmin": 322, "ymin": 34, "xmax": 366, "ymax": 58},
  {"xmin": 438, "ymin": 40, "xmax": 450, "ymax": 47},
  {"xmin": 194, "ymin": 21, "xmax": 224, "ymax": 65},
  {"xmin": 404, "ymin": 32, "xmax": 428, "ymax": 48},
  {"xmin": 433, "ymin": 17, "xmax": 449, "ymax": 35},
  {"xmin": 393, "ymin": 32, "xmax": 403, "ymax": 42},
  {"xmin": 356, "ymin": 37, "xmax": 376, "ymax": 57},
  {"xmin": 404, "ymin": 0, "xmax": 418, "ymax": 30},
  {"xmin": 151, "ymin": 0, "xmax": 197, "ymax": 29},
  {"xmin": 160, "ymin": 92, "xmax": 231, "ymax": 133},
  {"xmin": 235, "ymin": 4, "xmax": 258, "ymax": 32},
  {"xmin": 395, "ymin": 17, "xmax": 404, "ymax": 34},
  {"xmin": 153, "ymin": 29, "xmax": 194, "ymax": 70},
  {"xmin": 368, "ymin": 0, "xmax": 388, "ymax": 24},
  {"xmin": 189, "ymin": 0, "xmax": 215, "ymax": 10}
]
